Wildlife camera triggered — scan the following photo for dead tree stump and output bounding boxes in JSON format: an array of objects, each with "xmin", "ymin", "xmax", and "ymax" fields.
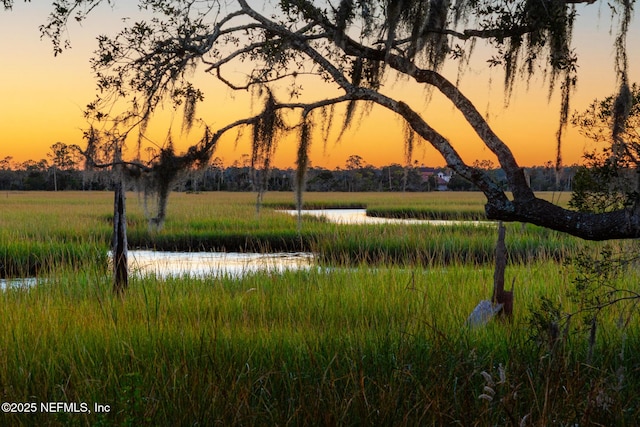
[
  {"xmin": 112, "ymin": 170, "xmax": 128, "ymax": 296},
  {"xmin": 492, "ymin": 222, "xmax": 513, "ymax": 318}
]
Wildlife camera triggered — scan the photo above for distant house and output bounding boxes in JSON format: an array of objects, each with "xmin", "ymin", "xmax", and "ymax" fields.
[
  {"xmin": 435, "ymin": 170, "xmax": 452, "ymax": 191},
  {"xmin": 419, "ymin": 167, "xmax": 436, "ymax": 182},
  {"xmin": 418, "ymin": 167, "xmax": 452, "ymax": 191},
  {"xmin": 436, "ymin": 171, "xmax": 452, "ymax": 183}
]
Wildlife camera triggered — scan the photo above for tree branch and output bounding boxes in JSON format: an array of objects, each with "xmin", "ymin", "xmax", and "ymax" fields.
[{"xmin": 82, "ymin": 0, "xmax": 640, "ymax": 240}]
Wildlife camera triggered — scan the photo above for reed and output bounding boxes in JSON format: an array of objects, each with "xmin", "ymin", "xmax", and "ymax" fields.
[
  {"xmin": 0, "ymin": 240, "xmax": 107, "ymax": 278},
  {"xmin": 0, "ymin": 190, "xmax": 601, "ymax": 278},
  {"xmin": 130, "ymin": 193, "xmax": 582, "ymax": 266},
  {"xmin": 1, "ymin": 191, "xmax": 638, "ymax": 425},
  {"xmin": 366, "ymin": 206, "xmax": 486, "ymax": 220},
  {"xmin": 0, "ymin": 265, "xmax": 638, "ymax": 425},
  {"xmin": 311, "ymin": 221, "xmax": 583, "ymax": 266}
]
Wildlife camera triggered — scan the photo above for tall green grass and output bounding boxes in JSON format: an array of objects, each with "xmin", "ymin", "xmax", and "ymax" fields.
[
  {"xmin": 127, "ymin": 192, "xmax": 583, "ymax": 266},
  {"xmin": 0, "ymin": 240, "xmax": 107, "ymax": 277},
  {"xmin": 0, "ymin": 265, "xmax": 638, "ymax": 425},
  {"xmin": 366, "ymin": 206, "xmax": 486, "ymax": 220},
  {"xmin": 0, "ymin": 191, "xmax": 580, "ymax": 268},
  {"xmin": 312, "ymin": 221, "xmax": 583, "ymax": 266},
  {"xmin": 0, "ymin": 192, "xmax": 111, "ymax": 277},
  {"xmin": 0, "ymin": 191, "xmax": 638, "ymax": 424}
]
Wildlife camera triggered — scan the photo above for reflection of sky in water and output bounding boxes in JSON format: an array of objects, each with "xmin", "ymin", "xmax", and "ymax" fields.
[
  {"xmin": 281, "ymin": 209, "xmax": 493, "ymax": 226},
  {"xmin": 1, "ymin": 209, "xmax": 491, "ymax": 289},
  {"xmin": 129, "ymin": 250, "xmax": 314, "ymax": 279},
  {"xmin": 0, "ymin": 277, "xmax": 40, "ymax": 290},
  {"xmin": 1, "ymin": 251, "xmax": 314, "ymax": 289}
]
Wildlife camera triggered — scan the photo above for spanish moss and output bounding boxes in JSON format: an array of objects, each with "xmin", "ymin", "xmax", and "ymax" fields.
[
  {"xmin": 334, "ymin": 0, "xmax": 354, "ymax": 48},
  {"xmin": 251, "ymin": 93, "xmax": 284, "ymax": 214},
  {"xmin": 403, "ymin": 121, "xmax": 416, "ymax": 192},
  {"xmin": 612, "ymin": 82, "xmax": 632, "ymax": 158},
  {"xmin": 295, "ymin": 114, "xmax": 312, "ymax": 230},
  {"xmin": 134, "ymin": 128, "xmax": 214, "ymax": 231},
  {"xmin": 612, "ymin": 0, "xmax": 634, "ymax": 147}
]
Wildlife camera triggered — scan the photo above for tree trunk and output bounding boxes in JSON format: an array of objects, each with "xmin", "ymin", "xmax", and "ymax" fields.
[
  {"xmin": 112, "ymin": 176, "xmax": 128, "ymax": 295},
  {"xmin": 492, "ymin": 222, "xmax": 513, "ymax": 318}
]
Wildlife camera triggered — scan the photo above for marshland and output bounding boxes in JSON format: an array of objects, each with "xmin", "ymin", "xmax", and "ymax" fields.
[
  {"xmin": 1, "ymin": 190, "xmax": 639, "ymax": 426},
  {"xmin": 2, "ymin": 0, "xmax": 639, "ymax": 424}
]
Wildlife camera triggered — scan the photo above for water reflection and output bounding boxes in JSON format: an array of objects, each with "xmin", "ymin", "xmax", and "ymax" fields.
[
  {"xmin": 0, "ymin": 277, "xmax": 40, "ymax": 290},
  {"xmin": 1, "ymin": 251, "xmax": 314, "ymax": 288},
  {"xmin": 2, "ymin": 208, "xmax": 488, "ymax": 289},
  {"xmin": 281, "ymin": 208, "xmax": 493, "ymax": 226},
  {"xmin": 129, "ymin": 250, "xmax": 314, "ymax": 279}
]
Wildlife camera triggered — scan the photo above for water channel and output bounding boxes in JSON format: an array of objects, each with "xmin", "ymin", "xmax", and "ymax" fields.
[
  {"xmin": 280, "ymin": 208, "xmax": 493, "ymax": 226},
  {"xmin": 1, "ymin": 208, "xmax": 490, "ymax": 289},
  {"xmin": 0, "ymin": 251, "xmax": 314, "ymax": 290},
  {"xmin": 129, "ymin": 250, "xmax": 314, "ymax": 279}
]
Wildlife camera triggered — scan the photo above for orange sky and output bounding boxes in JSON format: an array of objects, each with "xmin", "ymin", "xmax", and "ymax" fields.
[{"xmin": 1, "ymin": 2, "xmax": 639, "ymax": 169}]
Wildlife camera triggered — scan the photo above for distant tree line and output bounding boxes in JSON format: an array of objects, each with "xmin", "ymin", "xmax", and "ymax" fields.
[{"xmin": 0, "ymin": 145, "xmax": 578, "ymax": 192}]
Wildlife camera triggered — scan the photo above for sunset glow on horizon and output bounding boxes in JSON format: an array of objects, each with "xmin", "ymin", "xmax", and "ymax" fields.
[{"xmin": 1, "ymin": 2, "xmax": 639, "ymax": 170}]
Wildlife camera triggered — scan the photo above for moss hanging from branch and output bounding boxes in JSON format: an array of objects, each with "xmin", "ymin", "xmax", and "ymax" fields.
[
  {"xmin": 251, "ymin": 93, "xmax": 284, "ymax": 213},
  {"xmin": 295, "ymin": 114, "xmax": 312, "ymax": 229},
  {"xmin": 555, "ymin": 71, "xmax": 576, "ymax": 176},
  {"xmin": 337, "ymin": 57, "xmax": 384, "ymax": 142},
  {"xmin": 403, "ymin": 121, "xmax": 417, "ymax": 192},
  {"xmin": 340, "ymin": 58, "xmax": 363, "ymax": 135},
  {"xmin": 383, "ymin": 0, "xmax": 403, "ymax": 57},
  {"xmin": 141, "ymin": 143, "xmax": 182, "ymax": 230},
  {"xmin": 612, "ymin": 83, "xmax": 633, "ymax": 158},
  {"xmin": 612, "ymin": 0, "xmax": 633, "ymax": 153},
  {"xmin": 334, "ymin": 0, "xmax": 354, "ymax": 49},
  {"xmin": 128, "ymin": 128, "xmax": 214, "ymax": 230},
  {"xmin": 172, "ymin": 82, "xmax": 204, "ymax": 133},
  {"xmin": 613, "ymin": 0, "xmax": 632, "ymax": 87}
]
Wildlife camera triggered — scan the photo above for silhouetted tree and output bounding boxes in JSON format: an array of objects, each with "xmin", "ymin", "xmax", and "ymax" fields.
[
  {"xmin": 570, "ymin": 83, "xmax": 640, "ymax": 213},
  {"xmin": 41, "ymin": 0, "xmax": 633, "ymax": 239},
  {"xmin": 27, "ymin": 0, "xmax": 637, "ymax": 240},
  {"xmin": 47, "ymin": 142, "xmax": 78, "ymax": 191}
]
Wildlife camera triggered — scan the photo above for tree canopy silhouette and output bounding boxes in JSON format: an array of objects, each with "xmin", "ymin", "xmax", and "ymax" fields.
[{"xmin": 40, "ymin": 0, "xmax": 638, "ymax": 240}]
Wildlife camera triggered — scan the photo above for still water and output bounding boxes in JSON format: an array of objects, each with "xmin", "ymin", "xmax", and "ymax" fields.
[
  {"xmin": 1, "ymin": 209, "xmax": 489, "ymax": 289},
  {"xmin": 129, "ymin": 250, "xmax": 314, "ymax": 279},
  {"xmin": 280, "ymin": 208, "xmax": 492, "ymax": 226},
  {"xmin": 0, "ymin": 250, "xmax": 314, "ymax": 289}
]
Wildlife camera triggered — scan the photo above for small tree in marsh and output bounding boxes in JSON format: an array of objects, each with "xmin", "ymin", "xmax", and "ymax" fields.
[
  {"xmin": 570, "ymin": 83, "xmax": 640, "ymax": 214},
  {"xmin": 47, "ymin": 142, "xmax": 79, "ymax": 191},
  {"xmin": 81, "ymin": 118, "xmax": 216, "ymax": 294},
  {"xmin": 569, "ymin": 84, "xmax": 640, "ymax": 358},
  {"xmin": 527, "ymin": 84, "xmax": 640, "ymax": 358}
]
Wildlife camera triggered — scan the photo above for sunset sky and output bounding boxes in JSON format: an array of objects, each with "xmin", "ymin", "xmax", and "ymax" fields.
[{"xmin": 1, "ymin": 1, "xmax": 639, "ymax": 169}]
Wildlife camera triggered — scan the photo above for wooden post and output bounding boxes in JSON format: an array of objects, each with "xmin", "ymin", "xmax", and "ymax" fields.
[
  {"xmin": 492, "ymin": 222, "xmax": 513, "ymax": 318},
  {"xmin": 112, "ymin": 161, "xmax": 128, "ymax": 295}
]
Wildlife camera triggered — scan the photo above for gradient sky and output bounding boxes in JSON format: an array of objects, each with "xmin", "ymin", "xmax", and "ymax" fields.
[{"xmin": 1, "ymin": 2, "xmax": 639, "ymax": 169}]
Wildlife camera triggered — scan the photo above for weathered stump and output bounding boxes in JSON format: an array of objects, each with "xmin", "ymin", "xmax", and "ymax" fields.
[
  {"xmin": 492, "ymin": 222, "xmax": 513, "ymax": 318},
  {"xmin": 112, "ymin": 176, "xmax": 128, "ymax": 295}
]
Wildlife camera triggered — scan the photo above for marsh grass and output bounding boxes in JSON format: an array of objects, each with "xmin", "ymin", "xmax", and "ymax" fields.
[
  {"xmin": 1, "ymin": 191, "xmax": 639, "ymax": 425},
  {"xmin": 1, "ymin": 265, "xmax": 639, "ymax": 425},
  {"xmin": 263, "ymin": 201, "xmax": 367, "ymax": 209},
  {"xmin": 312, "ymin": 221, "xmax": 581, "ymax": 266},
  {"xmin": 124, "ymin": 192, "xmax": 582, "ymax": 265},
  {"xmin": 1, "ymin": 191, "xmax": 577, "ymax": 266},
  {"xmin": 0, "ymin": 193, "xmax": 111, "ymax": 277},
  {"xmin": 366, "ymin": 206, "xmax": 486, "ymax": 220}
]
